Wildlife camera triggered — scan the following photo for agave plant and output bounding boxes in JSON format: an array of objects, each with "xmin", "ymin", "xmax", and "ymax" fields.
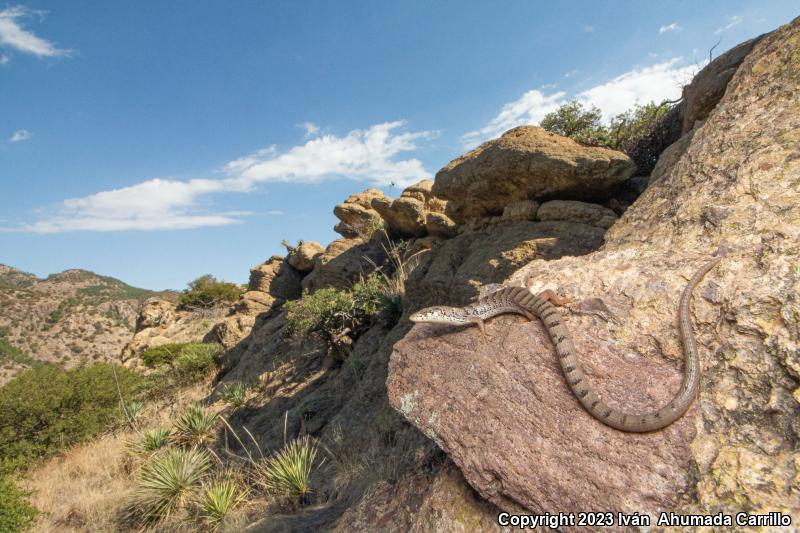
[
  {"xmin": 173, "ymin": 402, "xmax": 219, "ymax": 448},
  {"xmin": 256, "ymin": 435, "xmax": 318, "ymax": 503},
  {"xmin": 136, "ymin": 447, "xmax": 212, "ymax": 522},
  {"xmin": 133, "ymin": 427, "xmax": 172, "ymax": 454},
  {"xmin": 219, "ymin": 381, "xmax": 248, "ymax": 408},
  {"xmin": 198, "ymin": 476, "xmax": 247, "ymax": 529},
  {"xmin": 122, "ymin": 400, "xmax": 144, "ymax": 427}
]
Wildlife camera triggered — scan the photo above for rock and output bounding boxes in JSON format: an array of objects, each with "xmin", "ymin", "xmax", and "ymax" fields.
[
  {"xmin": 433, "ymin": 126, "xmax": 636, "ymax": 223},
  {"xmin": 302, "ymin": 238, "xmax": 387, "ymax": 292},
  {"xmin": 286, "ymin": 241, "xmax": 324, "ymax": 272},
  {"xmin": 333, "ymin": 189, "xmax": 388, "ymax": 238},
  {"xmin": 502, "ymin": 200, "xmax": 539, "ymax": 221},
  {"xmin": 401, "ymin": 179, "xmax": 435, "ymax": 202},
  {"xmin": 404, "ymin": 220, "xmax": 606, "ymax": 309},
  {"xmin": 134, "ymin": 298, "xmax": 176, "ymax": 331},
  {"xmin": 371, "ymin": 196, "xmax": 427, "ymax": 238},
  {"xmin": 425, "ymin": 212, "xmax": 458, "ymax": 238},
  {"xmin": 649, "ymin": 126, "xmax": 697, "ymax": 185},
  {"xmin": 248, "ymin": 257, "xmax": 303, "ymax": 301},
  {"xmin": 682, "ymin": 37, "xmax": 763, "ymax": 133},
  {"xmin": 389, "ymin": 17, "xmax": 800, "ymax": 527},
  {"xmin": 536, "ymin": 200, "xmax": 618, "ymax": 229}
]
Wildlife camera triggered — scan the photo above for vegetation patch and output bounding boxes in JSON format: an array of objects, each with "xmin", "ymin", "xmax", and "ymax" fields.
[
  {"xmin": 283, "ymin": 273, "xmax": 389, "ymax": 356},
  {"xmin": 0, "ymin": 363, "xmax": 150, "ymax": 472},
  {"xmin": 178, "ymin": 275, "xmax": 243, "ymax": 309},
  {"xmin": 0, "ymin": 328, "xmax": 39, "ymax": 368},
  {"xmin": 142, "ymin": 342, "xmax": 223, "ymax": 383},
  {"xmin": 0, "ymin": 474, "xmax": 37, "ymax": 533}
]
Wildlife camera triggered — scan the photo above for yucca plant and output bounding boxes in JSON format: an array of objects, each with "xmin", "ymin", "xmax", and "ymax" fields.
[
  {"xmin": 123, "ymin": 400, "xmax": 144, "ymax": 425},
  {"xmin": 173, "ymin": 402, "xmax": 219, "ymax": 448},
  {"xmin": 197, "ymin": 476, "xmax": 247, "ymax": 529},
  {"xmin": 256, "ymin": 435, "xmax": 318, "ymax": 503},
  {"xmin": 219, "ymin": 381, "xmax": 248, "ymax": 408},
  {"xmin": 136, "ymin": 447, "xmax": 212, "ymax": 523},
  {"xmin": 133, "ymin": 427, "xmax": 172, "ymax": 454}
]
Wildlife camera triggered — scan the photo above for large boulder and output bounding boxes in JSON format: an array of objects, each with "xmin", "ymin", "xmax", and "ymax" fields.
[
  {"xmin": 301, "ymin": 238, "xmax": 386, "ymax": 292},
  {"xmin": 371, "ymin": 180, "xmax": 442, "ymax": 238},
  {"xmin": 134, "ymin": 298, "xmax": 176, "ymax": 331},
  {"xmin": 333, "ymin": 189, "xmax": 388, "ymax": 238},
  {"xmin": 433, "ymin": 126, "xmax": 636, "ymax": 223},
  {"xmin": 389, "ymin": 17, "xmax": 800, "ymax": 528},
  {"xmin": 286, "ymin": 241, "xmax": 324, "ymax": 273},
  {"xmin": 247, "ymin": 256, "xmax": 303, "ymax": 301}
]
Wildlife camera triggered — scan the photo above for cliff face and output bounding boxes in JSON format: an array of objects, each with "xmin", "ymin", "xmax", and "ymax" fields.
[
  {"xmin": 0, "ymin": 266, "xmax": 168, "ymax": 385},
  {"xmin": 388, "ymin": 15, "xmax": 800, "ymax": 529}
]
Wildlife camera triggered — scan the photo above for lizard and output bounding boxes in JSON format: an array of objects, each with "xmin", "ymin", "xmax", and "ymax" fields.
[{"xmin": 409, "ymin": 257, "xmax": 723, "ymax": 432}]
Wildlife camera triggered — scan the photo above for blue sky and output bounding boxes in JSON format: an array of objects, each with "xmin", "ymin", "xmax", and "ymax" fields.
[{"xmin": 1, "ymin": 1, "xmax": 797, "ymax": 289}]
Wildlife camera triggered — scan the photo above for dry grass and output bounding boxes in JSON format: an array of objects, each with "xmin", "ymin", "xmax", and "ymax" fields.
[{"xmin": 22, "ymin": 382, "xmax": 211, "ymax": 532}]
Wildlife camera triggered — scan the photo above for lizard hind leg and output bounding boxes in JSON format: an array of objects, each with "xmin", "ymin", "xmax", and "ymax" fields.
[
  {"xmin": 537, "ymin": 289, "xmax": 572, "ymax": 307},
  {"xmin": 476, "ymin": 318, "xmax": 491, "ymax": 343}
]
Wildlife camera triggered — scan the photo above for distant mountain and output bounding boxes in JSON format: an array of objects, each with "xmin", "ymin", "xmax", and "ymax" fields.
[{"xmin": 0, "ymin": 265, "xmax": 177, "ymax": 385}]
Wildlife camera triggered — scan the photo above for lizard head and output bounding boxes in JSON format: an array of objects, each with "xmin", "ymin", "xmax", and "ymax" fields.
[{"xmin": 409, "ymin": 306, "xmax": 468, "ymax": 325}]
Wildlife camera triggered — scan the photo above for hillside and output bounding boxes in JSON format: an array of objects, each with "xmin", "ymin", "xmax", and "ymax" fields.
[
  {"xmin": 0, "ymin": 265, "xmax": 174, "ymax": 385},
  {"xmin": 6, "ymin": 15, "xmax": 799, "ymax": 533}
]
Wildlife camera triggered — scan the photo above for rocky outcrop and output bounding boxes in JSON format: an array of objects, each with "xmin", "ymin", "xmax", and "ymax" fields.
[
  {"xmin": 433, "ymin": 126, "xmax": 636, "ymax": 223},
  {"xmin": 286, "ymin": 241, "xmax": 324, "ymax": 272},
  {"xmin": 333, "ymin": 189, "xmax": 388, "ymax": 238},
  {"xmin": 682, "ymin": 36, "xmax": 763, "ymax": 133},
  {"xmin": 134, "ymin": 298, "xmax": 175, "ymax": 330},
  {"xmin": 301, "ymin": 238, "xmax": 387, "ymax": 292},
  {"xmin": 388, "ymin": 17, "xmax": 800, "ymax": 529},
  {"xmin": 208, "ymin": 257, "xmax": 303, "ymax": 348},
  {"xmin": 370, "ymin": 180, "xmax": 449, "ymax": 238},
  {"xmin": 501, "ymin": 200, "xmax": 539, "ymax": 221},
  {"xmin": 536, "ymin": 200, "xmax": 618, "ymax": 229}
]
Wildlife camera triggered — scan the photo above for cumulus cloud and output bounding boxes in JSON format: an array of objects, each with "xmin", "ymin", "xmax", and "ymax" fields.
[
  {"xmin": 0, "ymin": 6, "xmax": 70, "ymax": 58},
  {"xmin": 9, "ymin": 129, "xmax": 31, "ymax": 142},
  {"xmin": 715, "ymin": 15, "xmax": 743, "ymax": 34},
  {"xmin": 462, "ymin": 57, "xmax": 700, "ymax": 147},
  {"xmin": 12, "ymin": 121, "xmax": 434, "ymax": 233},
  {"xmin": 659, "ymin": 23, "xmax": 682, "ymax": 34}
]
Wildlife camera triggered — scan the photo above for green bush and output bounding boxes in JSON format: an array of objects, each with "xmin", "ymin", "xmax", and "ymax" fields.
[
  {"xmin": 0, "ymin": 363, "xmax": 150, "ymax": 472},
  {"xmin": 0, "ymin": 474, "xmax": 37, "ymax": 532},
  {"xmin": 178, "ymin": 275, "xmax": 242, "ymax": 309},
  {"xmin": 539, "ymin": 99, "xmax": 675, "ymax": 172},
  {"xmin": 540, "ymin": 100, "xmax": 607, "ymax": 145},
  {"xmin": 136, "ymin": 447, "xmax": 212, "ymax": 523},
  {"xmin": 256, "ymin": 435, "xmax": 318, "ymax": 503},
  {"xmin": 141, "ymin": 342, "xmax": 222, "ymax": 384},
  {"xmin": 172, "ymin": 403, "xmax": 219, "ymax": 448},
  {"xmin": 0, "ymin": 329, "xmax": 39, "ymax": 368},
  {"xmin": 283, "ymin": 274, "xmax": 388, "ymax": 346},
  {"xmin": 219, "ymin": 381, "xmax": 248, "ymax": 408}
]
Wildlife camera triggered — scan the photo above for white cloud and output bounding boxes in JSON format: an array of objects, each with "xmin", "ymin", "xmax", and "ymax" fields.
[
  {"xmin": 12, "ymin": 121, "xmax": 434, "ymax": 233},
  {"xmin": 462, "ymin": 90, "xmax": 566, "ymax": 148},
  {"xmin": 0, "ymin": 6, "xmax": 70, "ymax": 58},
  {"xmin": 564, "ymin": 69, "xmax": 579, "ymax": 78},
  {"xmin": 0, "ymin": 52, "xmax": 9, "ymax": 64},
  {"xmin": 715, "ymin": 15, "xmax": 743, "ymax": 34},
  {"xmin": 462, "ymin": 57, "xmax": 701, "ymax": 146},
  {"xmin": 659, "ymin": 23, "xmax": 682, "ymax": 34},
  {"xmin": 578, "ymin": 58, "xmax": 698, "ymax": 120},
  {"xmin": 266, "ymin": 210, "xmax": 285, "ymax": 216},
  {"xmin": 299, "ymin": 122, "xmax": 320, "ymax": 137},
  {"xmin": 9, "ymin": 129, "xmax": 31, "ymax": 142}
]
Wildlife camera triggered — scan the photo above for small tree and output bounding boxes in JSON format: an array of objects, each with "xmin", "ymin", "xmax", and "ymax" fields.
[
  {"xmin": 178, "ymin": 275, "xmax": 242, "ymax": 309},
  {"xmin": 606, "ymin": 101, "xmax": 671, "ymax": 151},
  {"xmin": 539, "ymin": 100, "xmax": 607, "ymax": 145}
]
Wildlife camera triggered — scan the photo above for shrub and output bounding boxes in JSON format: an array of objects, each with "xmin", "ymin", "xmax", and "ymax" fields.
[
  {"xmin": 173, "ymin": 403, "xmax": 219, "ymax": 448},
  {"xmin": 0, "ymin": 474, "xmax": 37, "ymax": 533},
  {"xmin": 0, "ymin": 328, "xmax": 39, "ymax": 368},
  {"xmin": 219, "ymin": 381, "xmax": 247, "ymax": 408},
  {"xmin": 136, "ymin": 447, "xmax": 212, "ymax": 523},
  {"xmin": 256, "ymin": 435, "xmax": 318, "ymax": 503},
  {"xmin": 197, "ymin": 477, "xmax": 246, "ymax": 529},
  {"xmin": 540, "ymin": 100, "xmax": 607, "ymax": 145},
  {"xmin": 142, "ymin": 342, "xmax": 222, "ymax": 384},
  {"xmin": 178, "ymin": 275, "xmax": 242, "ymax": 309},
  {"xmin": 283, "ymin": 274, "xmax": 389, "ymax": 356},
  {"xmin": 0, "ymin": 363, "xmax": 150, "ymax": 472}
]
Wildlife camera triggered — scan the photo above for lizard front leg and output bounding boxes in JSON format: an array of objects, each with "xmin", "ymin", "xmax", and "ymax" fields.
[{"xmin": 476, "ymin": 318, "xmax": 491, "ymax": 343}]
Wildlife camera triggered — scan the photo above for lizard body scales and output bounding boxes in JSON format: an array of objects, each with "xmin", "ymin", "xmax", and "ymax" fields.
[{"xmin": 409, "ymin": 258, "xmax": 722, "ymax": 432}]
